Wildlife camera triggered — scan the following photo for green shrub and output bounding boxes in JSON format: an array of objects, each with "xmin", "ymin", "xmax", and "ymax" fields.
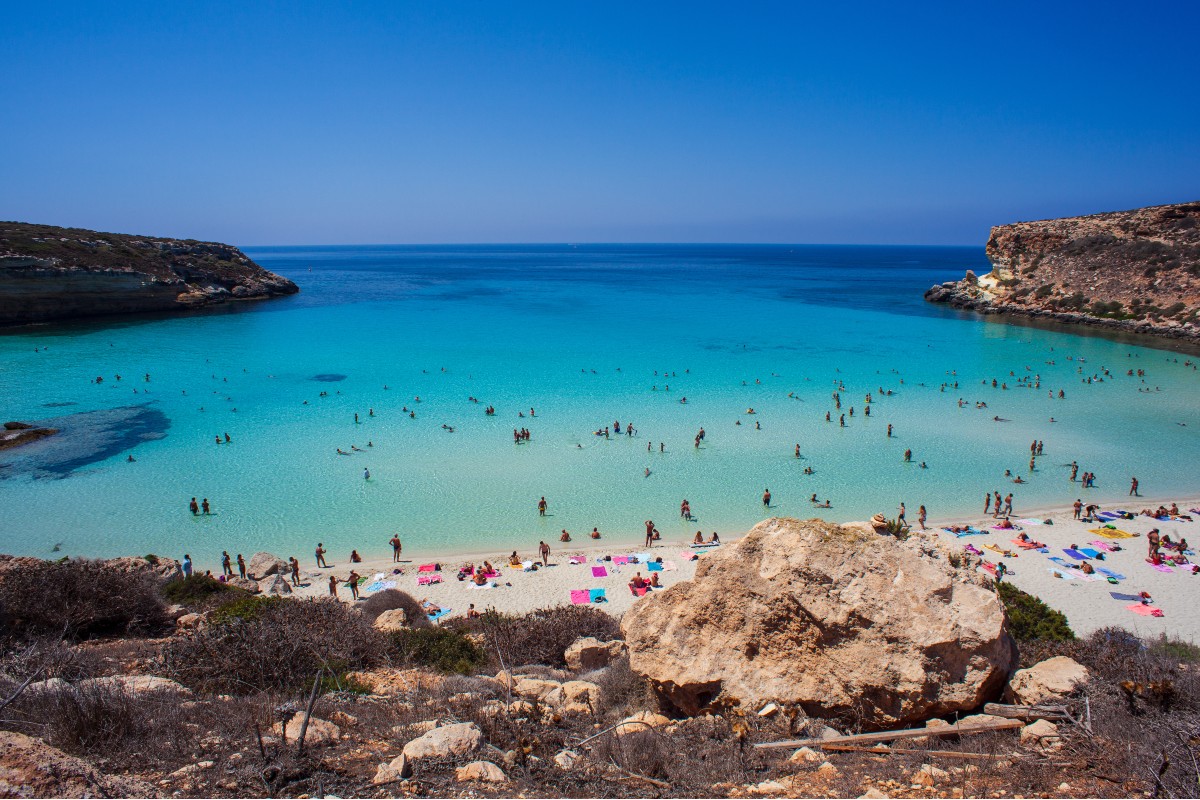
[
  {"xmin": 209, "ymin": 595, "xmax": 284, "ymax": 625},
  {"xmin": 452, "ymin": 605, "xmax": 621, "ymax": 670},
  {"xmin": 998, "ymin": 582, "xmax": 1075, "ymax": 642},
  {"xmin": 1149, "ymin": 635, "xmax": 1200, "ymax": 663},
  {"xmin": 389, "ymin": 627, "xmax": 484, "ymax": 675},
  {"xmin": 161, "ymin": 574, "xmax": 236, "ymax": 606}
]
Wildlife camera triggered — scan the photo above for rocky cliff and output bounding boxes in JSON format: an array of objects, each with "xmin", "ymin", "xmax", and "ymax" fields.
[
  {"xmin": 926, "ymin": 202, "xmax": 1200, "ymax": 342},
  {"xmin": 0, "ymin": 222, "xmax": 298, "ymax": 325}
]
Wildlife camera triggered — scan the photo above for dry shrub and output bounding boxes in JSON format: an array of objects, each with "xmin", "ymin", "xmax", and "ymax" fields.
[
  {"xmin": 451, "ymin": 605, "xmax": 621, "ymax": 670},
  {"xmin": 161, "ymin": 597, "xmax": 385, "ymax": 695},
  {"xmin": 358, "ymin": 589, "xmax": 429, "ymax": 627},
  {"xmin": 0, "ymin": 636, "xmax": 104, "ymax": 683},
  {"xmin": 0, "ymin": 558, "xmax": 168, "ymax": 639},
  {"xmin": 589, "ymin": 655, "xmax": 660, "ymax": 720}
]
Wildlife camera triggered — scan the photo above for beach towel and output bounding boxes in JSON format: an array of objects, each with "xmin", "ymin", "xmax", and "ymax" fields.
[
  {"xmin": 690, "ymin": 542, "xmax": 720, "ymax": 548},
  {"xmin": 991, "ymin": 524, "xmax": 1023, "ymax": 532},
  {"xmin": 417, "ymin": 574, "xmax": 443, "ymax": 586},
  {"xmin": 613, "ymin": 556, "xmax": 630, "ymax": 565},
  {"xmin": 589, "ymin": 588, "xmax": 607, "ymax": 603},
  {"xmin": 680, "ymin": 551, "xmax": 697, "ymax": 561},
  {"xmin": 1016, "ymin": 518, "xmax": 1044, "ymax": 526},
  {"xmin": 1079, "ymin": 548, "xmax": 1104, "ymax": 559},
  {"xmin": 427, "ymin": 608, "xmax": 452, "ymax": 622},
  {"xmin": 978, "ymin": 561, "xmax": 997, "ymax": 576},
  {"xmin": 634, "ymin": 552, "xmax": 654, "ymax": 562},
  {"xmin": 570, "ymin": 589, "xmax": 590, "ymax": 605},
  {"xmin": 568, "ymin": 556, "xmax": 586, "ymax": 565},
  {"xmin": 947, "ymin": 526, "xmax": 987, "ymax": 538},
  {"xmin": 522, "ymin": 560, "xmax": 535, "ymax": 571},
  {"xmin": 1012, "ymin": 539, "xmax": 1046, "ymax": 551},
  {"xmin": 647, "ymin": 562, "xmax": 663, "ymax": 572},
  {"xmin": 1097, "ymin": 568, "xmax": 1126, "ymax": 580},
  {"xmin": 592, "ymin": 566, "xmax": 608, "ymax": 578},
  {"xmin": 469, "ymin": 581, "xmax": 497, "ymax": 589},
  {"xmin": 1096, "ymin": 511, "xmax": 1120, "ymax": 521},
  {"xmin": 1090, "ymin": 528, "xmax": 1136, "ymax": 539},
  {"xmin": 1063, "ymin": 548, "xmax": 1089, "ymax": 560},
  {"xmin": 663, "ymin": 560, "xmax": 677, "ymax": 572},
  {"xmin": 1049, "ymin": 568, "xmax": 1078, "ymax": 580},
  {"xmin": 1048, "ymin": 556, "xmax": 1072, "ymax": 567},
  {"xmin": 364, "ymin": 580, "xmax": 396, "ymax": 593},
  {"xmin": 1127, "ymin": 603, "xmax": 1165, "ymax": 617},
  {"xmin": 1089, "ymin": 541, "xmax": 1117, "ymax": 552},
  {"xmin": 984, "ymin": 544, "xmax": 1015, "ymax": 557},
  {"xmin": 629, "ymin": 585, "xmax": 648, "ymax": 596},
  {"xmin": 1151, "ymin": 563, "xmax": 1174, "ymax": 573},
  {"xmin": 418, "ymin": 563, "xmax": 438, "ymax": 572},
  {"xmin": 1109, "ymin": 591, "xmax": 1141, "ymax": 602},
  {"xmin": 964, "ymin": 544, "xmax": 983, "ymax": 555}
]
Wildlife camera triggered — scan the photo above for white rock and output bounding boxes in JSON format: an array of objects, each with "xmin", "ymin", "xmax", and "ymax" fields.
[
  {"xmin": 1006, "ymin": 657, "xmax": 1089, "ymax": 705},
  {"xmin": 402, "ymin": 721, "xmax": 484, "ymax": 760},
  {"xmin": 455, "ymin": 760, "xmax": 507, "ymax": 783}
]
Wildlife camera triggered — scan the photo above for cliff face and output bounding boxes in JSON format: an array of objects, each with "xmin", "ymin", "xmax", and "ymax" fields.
[
  {"xmin": 0, "ymin": 222, "xmax": 298, "ymax": 326},
  {"xmin": 926, "ymin": 202, "xmax": 1200, "ymax": 342}
]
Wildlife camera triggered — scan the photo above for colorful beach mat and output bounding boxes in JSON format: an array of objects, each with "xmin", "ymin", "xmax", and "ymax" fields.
[
  {"xmin": 592, "ymin": 566, "xmax": 608, "ymax": 578},
  {"xmin": 1127, "ymin": 603, "xmax": 1165, "ymax": 617},
  {"xmin": 1090, "ymin": 528, "xmax": 1136, "ymax": 539}
]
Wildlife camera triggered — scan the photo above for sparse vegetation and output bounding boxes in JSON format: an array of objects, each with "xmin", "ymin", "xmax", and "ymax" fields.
[
  {"xmin": 388, "ymin": 627, "xmax": 485, "ymax": 674},
  {"xmin": 997, "ymin": 582, "xmax": 1075, "ymax": 642}
]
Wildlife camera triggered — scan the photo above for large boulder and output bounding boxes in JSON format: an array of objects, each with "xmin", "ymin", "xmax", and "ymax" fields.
[
  {"xmin": 621, "ymin": 518, "xmax": 1016, "ymax": 728},
  {"xmin": 1006, "ymin": 656, "xmax": 1089, "ymax": 705},
  {"xmin": 260, "ymin": 574, "xmax": 292, "ymax": 596},
  {"xmin": 248, "ymin": 552, "xmax": 288, "ymax": 579},
  {"xmin": 565, "ymin": 637, "xmax": 628, "ymax": 671},
  {"xmin": 373, "ymin": 608, "xmax": 409, "ymax": 632},
  {"xmin": 402, "ymin": 721, "xmax": 484, "ymax": 760},
  {"xmin": 0, "ymin": 731, "xmax": 156, "ymax": 797}
]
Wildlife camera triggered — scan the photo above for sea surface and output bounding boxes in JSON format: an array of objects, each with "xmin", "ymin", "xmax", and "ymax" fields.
[{"xmin": 2, "ymin": 244, "xmax": 1199, "ymax": 568}]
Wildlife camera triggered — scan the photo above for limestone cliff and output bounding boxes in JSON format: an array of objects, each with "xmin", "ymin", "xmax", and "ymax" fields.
[
  {"xmin": 926, "ymin": 201, "xmax": 1200, "ymax": 342},
  {"xmin": 0, "ymin": 221, "xmax": 298, "ymax": 325}
]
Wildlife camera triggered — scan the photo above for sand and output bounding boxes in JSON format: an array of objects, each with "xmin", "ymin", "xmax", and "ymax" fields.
[{"xmin": 283, "ymin": 493, "xmax": 1200, "ymax": 644}]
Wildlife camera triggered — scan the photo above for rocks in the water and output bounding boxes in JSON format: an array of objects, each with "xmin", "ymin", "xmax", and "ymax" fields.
[
  {"xmin": 373, "ymin": 608, "xmax": 409, "ymax": 632},
  {"xmin": 272, "ymin": 716, "xmax": 341, "ymax": 746},
  {"xmin": 1006, "ymin": 656, "xmax": 1089, "ymax": 705},
  {"xmin": 0, "ymin": 731, "xmax": 156, "ymax": 798},
  {"xmin": 248, "ymin": 551, "xmax": 288, "ymax": 579},
  {"xmin": 621, "ymin": 517, "xmax": 1015, "ymax": 728},
  {"xmin": 455, "ymin": 760, "xmax": 507, "ymax": 783},
  {"xmin": 402, "ymin": 722, "xmax": 484, "ymax": 761},
  {"xmin": 564, "ymin": 636, "xmax": 628, "ymax": 671}
]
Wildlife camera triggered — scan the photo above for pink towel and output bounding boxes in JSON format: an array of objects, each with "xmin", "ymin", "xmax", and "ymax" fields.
[
  {"xmin": 418, "ymin": 564, "xmax": 437, "ymax": 573},
  {"xmin": 570, "ymin": 590, "xmax": 590, "ymax": 605},
  {"xmin": 680, "ymin": 551, "xmax": 697, "ymax": 561},
  {"xmin": 592, "ymin": 566, "xmax": 608, "ymax": 577},
  {"xmin": 1153, "ymin": 564, "xmax": 1175, "ymax": 573},
  {"xmin": 417, "ymin": 574, "xmax": 443, "ymax": 586},
  {"xmin": 663, "ymin": 560, "xmax": 677, "ymax": 572},
  {"xmin": 1089, "ymin": 541, "xmax": 1117, "ymax": 552},
  {"xmin": 630, "ymin": 585, "xmax": 649, "ymax": 597},
  {"xmin": 483, "ymin": 571, "xmax": 500, "ymax": 579},
  {"xmin": 613, "ymin": 556, "xmax": 630, "ymax": 565},
  {"xmin": 1127, "ymin": 603, "xmax": 1165, "ymax": 617}
]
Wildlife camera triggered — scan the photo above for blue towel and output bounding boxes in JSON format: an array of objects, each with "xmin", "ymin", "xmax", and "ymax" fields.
[
  {"xmin": 1096, "ymin": 511, "xmax": 1120, "ymax": 521},
  {"xmin": 1109, "ymin": 591, "xmax": 1141, "ymax": 601},
  {"xmin": 1048, "ymin": 556, "xmax": 1071, "ymax": 567},
  {"xmin": 427, "ymin": 608, "xmax": 451, "ymax": 622},
  {"xmin": 589, "ymin": 588, "xmax": 607, "ymax": 603},
  {"xmin": 647, "ymin": 562, "xmax": 663, "ymax": 572},
  {"xmin": 949, "ymin": 527, "xmax": 987, "ymax": 538},
  {"xmin": 1079, "ymin": 548, "xmax": 1103, "ymax": 559},
  {"xmin": 1063, "ymin": 548, "xmax": 1089, "ymax": 560},
  {"xmin": 1097, "ymin": 568, "xmax": 1126, "ymax": 580}
]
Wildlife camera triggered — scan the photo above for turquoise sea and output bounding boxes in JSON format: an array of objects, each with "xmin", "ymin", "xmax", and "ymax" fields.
[{"xmin": 2, "ymin": 245, "xmax": 1199, "ymax": 569}]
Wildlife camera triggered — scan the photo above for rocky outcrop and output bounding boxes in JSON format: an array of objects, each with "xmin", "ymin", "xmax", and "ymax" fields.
[
  {"xmin": 401, "ymin": 722, "xmax": 485, "ymax": 761},
  {"xmin": 247, "ymin": 552, "xmax": 288, "ymax": 579},
  {"xmin": 621, "ymin": 518, "xmax": 1015, "ymax": 728},
  {"xmin": 926, "ymin": 202, "xmax": 1200, "ymax": 342},
  {"xmin": 0, "ymin": 221, "xmax": 298, "ymax": 326},
  {"xmin": 1006, "ymin": 657, "xmax": 1089, "ymax": 705},
  {"xmin": 0, "ymin": 422, "xmax": 57, "ymax": 452},
  {"xmin": 564, "ymin": 636, "xmax": 627, "ymax": 671},
  {"xmin": 0, "ymin": 731, "xmax": 157, "ymax": 797}
]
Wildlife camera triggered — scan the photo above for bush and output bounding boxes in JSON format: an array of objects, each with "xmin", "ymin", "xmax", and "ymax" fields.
[
  {"xmin": 358, "ymin": 589, "xmax": 429, "ymax": 627},
  {"xmin": 209, "ymin": 594, "xmax": 284, "ymax": 625},
  {"xmin": 998, "ymin": 582, "xmax": 1075, "ymax": 642},
  {"xmin": 161, "ymin": 574, "xmax": 238, "ymax": 607},
  {"xmin": 452, "ymin": 605, "xmax": 621, "ymax": 670},
  {"xmin": 388, "ymin": 627, "xmax": 484, "ymax": 675},
  {"xmin": 161, "ymin": 597, "xmax": 385, "ymax": 694},
  {"xmin": 0, "ymin": 558, "xmax": 168, "ymax": 639}
]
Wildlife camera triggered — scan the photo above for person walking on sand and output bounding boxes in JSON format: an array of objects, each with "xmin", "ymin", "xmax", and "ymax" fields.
[
  {"xmin": 390, "ymin": 534, "xmax": 402, "ymax": 562},
  {"xmin": 182, "ymin": 554, "xmax": 192, "ymax": 578},
  {"xmin": 1073, "ymin": 498, "xmax": 1082, "ymax": 520},
  {"xmin": 221, "ymin": 551, "xmax": 233, "ymax": 578},
  {"xmin": 315, "ymin": 542, "xmax": 328, "ymax": 568},
  {"xmin": 898, "ymin": 503, "xmax": 907, "ymax": 526},
  {"xmin": 347, "ymin": 570, "xmax": 360, "ymax": 600},
  {"xmin": 289, "ymin": 556, "xmax": 301, "ymax": 586},
  {"xmin": 984, "ymin": 493, "xmax": 991, "ymax": 514},
  {"xmin": 538, "ymin": 496, "xmax": 547, "ymax": 516},
  {"xmin": 539, "ymin": 540, "xmax": 550, "ymax": 566},
  {"xmin": 328, "ymin": 574, "xmax": 338, "ymax": 598},
  {"xmin": 1004, "ymin": 493, "xmax": 1014, "ymax": 516},
  {"xmin": 918, "ymin": 505, "xmax": 927, "ymax": 530},
  {"xmin": 236, "ymin": 553, "xmax": 246, "ymax": 579},
  {"xmin": 1130, "ymin": 476, "xmax": 1139, "ymax": 496}
]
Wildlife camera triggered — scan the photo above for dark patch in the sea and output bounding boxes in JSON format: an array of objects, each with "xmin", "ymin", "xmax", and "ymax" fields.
[
  {"xmin": 42, "ymin": 401, "xmax": 79, "ymax": 408},
  {"xmin": 0, "ymin": 404, "xmax": 169, "ymax": 481},
  {"xmin": 311, "ymin": 374, "xmax": 347, "ymax": 382}
]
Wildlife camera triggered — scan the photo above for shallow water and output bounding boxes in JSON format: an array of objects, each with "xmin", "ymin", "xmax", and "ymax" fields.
[{"xmin": 2, "ymin": 244, "xmax": 1198, "ymax": 567}]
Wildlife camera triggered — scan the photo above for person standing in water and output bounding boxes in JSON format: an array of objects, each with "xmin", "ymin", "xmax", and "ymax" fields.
[
  {"xmin": 202, "ymin": 498, "xmax": 211, "ymax": 514},
  {"xmin": 762, "ymin": 488, "xmax": 772, "ymax": 507},
  {"xmin": 189, "ymin": 497, "xmax": 199, "ymax": 516},
  {"xmin": 918, "ymin": 505, "xmax": 927, "ymax": 530},
  {"xmin": 1130, "ymin": 476, "xmax": 1139, "ymax": 496},
  {"xmin": 390, "ymin": 534, "xmax": 402, "ymax": 562},
  {"xmin": 538, "ymin": 496, "xmax": 548, "ymax": 516},
  {"xmin": 182, "ymin": 554, "xmax": 192, "ymax": 578}
]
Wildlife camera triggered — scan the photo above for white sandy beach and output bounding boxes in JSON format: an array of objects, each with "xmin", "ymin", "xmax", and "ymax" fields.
[{"xmin": 282, "ymin": 492, "xmax": 1200, "ymax": 643}]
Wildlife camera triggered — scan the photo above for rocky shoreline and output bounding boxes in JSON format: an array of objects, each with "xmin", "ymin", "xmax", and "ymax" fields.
[
  {"xmin": 926, "ymin": 201, "xmax": 1200, "ymax": 344},
  {"xmin": 0, "ymin": 221, "xmax": 298, "ymax": 326}
]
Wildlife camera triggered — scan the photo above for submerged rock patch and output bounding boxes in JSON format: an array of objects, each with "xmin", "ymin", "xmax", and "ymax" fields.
[{"xmin": 0, "ymin": 404, "xmax": 169, "ymax": 480}]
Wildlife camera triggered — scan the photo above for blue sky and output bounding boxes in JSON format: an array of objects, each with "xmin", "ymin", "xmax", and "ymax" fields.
[{"xmin": 1, "ymin": 2, "xmax": 1196, "ymax": 245}]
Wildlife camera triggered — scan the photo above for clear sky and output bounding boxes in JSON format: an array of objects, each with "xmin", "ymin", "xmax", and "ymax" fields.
[{"xmin": 2, "ymin": 1, "xmax": 1196, "ymax": 246}]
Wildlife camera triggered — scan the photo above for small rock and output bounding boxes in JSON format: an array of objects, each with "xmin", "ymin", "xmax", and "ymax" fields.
[
  {"xmin": 328, "ymin": 711, "xmax": 358, "ymax": 727},
  {"xmin": 402, "ymin": 721, "xmax": 484, "ymax": 760},
  {"xmin": 911, "ymin": 764, "xmax": 948, "ymax": 787},
  {"xmin": 260, "ymin": 574, "xmax": 292, "ymax": 596},
  {"xmin": 1020, "ymin": 719, "xmax": 1061, "ymax": 751},
  {"xmin": 176, "ymin": 613, "xmax": 202, "ymax": 628},
  {"xmin": 1006, "ymin": 656, "xmax": 1090, "ymax": 705},
  {"xmin": 788, "ymin": 746, "xmax": 823, "ymax": 764},
  {"xmin": 170, "ymin": 760, "xmax": 215, "ymax": 778},
  {"xmin": 374, "ymin": 609, "xmax": 409, "ymax": 632},
  {"xmin": 455, "ymin": 760, "xmax": 507, "ymax": 783},
  {"xmin": 858, "ymin": 789, "xmax": 891, "ymax": 799},
  {"xmin": 271, "ymin": 716, "xmax": 341, "ymax": 746},
  {"xmin": 749, "ymin": 779, "xmax": 788, "ymax": 796},
  {"xmin": 513, "ymin": 677, "xmax": 560, "ymax": 702},
  {"xmin": 613, "ymin": 711, "xmax": 671, "ymax": 736},
  {"xmin": 554, "ymin": 749, "xmax": 581, "ymax": 770},
  {"xmin": 815, "ymin": 761, "xmax": 839, "ymax": 778},
  {"xmin": 758, "ymin": 702, "xmax": 779, "ymax": 717}
]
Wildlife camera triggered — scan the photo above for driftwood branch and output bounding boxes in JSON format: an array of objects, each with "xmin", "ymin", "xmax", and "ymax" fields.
[
  {"xmin": 297, "ymin": 668, "xmax": 323, "ymax": 754},
  {"xmin": 0, "ymin": 669, "xmax": 42, "ymax": 713},
  {"xmin": 755, "ymin": 718, "xmax": 1022, "ymax": 750},
  {"xmin": 983, "ymin": 702, "xmax": 1070, "ymax": 721},
  {"xmin": 822, "ymin": 744, "xmax": 1010, "ymax": 760},
  {"xmin": 609, "ymin": 759, "xmax": 672, "ymax": 789}
]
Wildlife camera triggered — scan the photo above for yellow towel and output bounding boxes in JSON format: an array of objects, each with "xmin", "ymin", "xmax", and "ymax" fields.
[{"xmin": 1089, "ymin": 528, "xmax": 1136, "ymax": 539}]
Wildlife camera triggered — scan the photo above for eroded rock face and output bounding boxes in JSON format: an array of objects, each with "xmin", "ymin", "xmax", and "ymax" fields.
[
  {"xmin": 564, "ymin": 636, "xmax": 628, "ymax": 671},
  {"xmin": 248, "ymin": 552, "xmax": 288, "ymax": 579},
  {"xmin": 0, "ymin": 731, "xmax": 156, "ymax": 797},
  {"xmin": 621, "ymin": 518, "xmax": 1016, "ymax": 728}
]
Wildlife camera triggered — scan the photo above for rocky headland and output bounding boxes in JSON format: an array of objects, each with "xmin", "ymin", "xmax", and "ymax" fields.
[
  {"xmin": 926, "ymin": 201, "xmax": 1200, "ymax": 342},
  {"xmin": 0, "ymin": 222, "xmax": 298, "ymax": 326}
]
